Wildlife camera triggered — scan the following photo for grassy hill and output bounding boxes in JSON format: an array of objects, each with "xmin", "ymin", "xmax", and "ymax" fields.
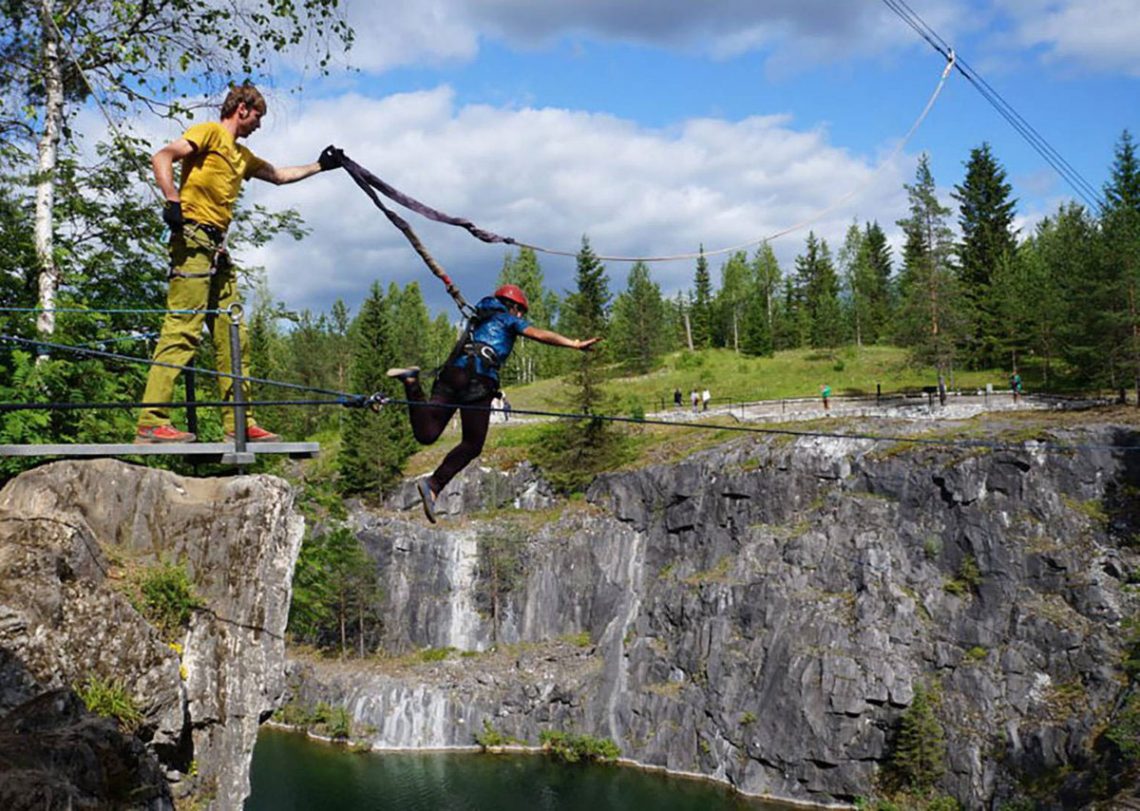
[
  {"xmin": 509, "ymin": 345, "xmax": 1017, "ymax": 415},
  {"xmin": 400, "ymin": 345, "xmax": 1029, "ymax": 479}
]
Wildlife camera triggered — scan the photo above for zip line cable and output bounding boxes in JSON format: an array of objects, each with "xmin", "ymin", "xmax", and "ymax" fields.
[
  {"xmin": 880, "ymin": 0, "xmax": 1105, "ymax": 213},
  {"xmin": 341, "ymin": 54, "xmax": 957, "ymax": 265},
  {"xmin": 3, "ymin": 378, "xmax": 1138, "ymax": 457},
  {"xmin": 0, "ymin": 333, "xmax": 365, "ymax": 403}
]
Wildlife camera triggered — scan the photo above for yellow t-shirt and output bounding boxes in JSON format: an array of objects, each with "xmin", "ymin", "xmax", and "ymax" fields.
[{"xmin": 178, "ymin": 121, "xmax": 267, "ymax": 230}]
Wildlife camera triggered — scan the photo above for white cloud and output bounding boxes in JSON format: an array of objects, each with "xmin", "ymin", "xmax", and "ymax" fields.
[
  {"xmin": 998, "ymin": 0, "xmax": 1140, "ymax": 76},
  {"xmin": 238, "ymin": 87, "xmax": 912, "ymax": 316}
]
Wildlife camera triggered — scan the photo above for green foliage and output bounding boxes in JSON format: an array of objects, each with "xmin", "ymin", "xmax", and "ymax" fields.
[
  {"xmin": 474, "ymin": 719, "xmax": 526, "ymax": 749},
  {"xmin": 419, "ymin": 647, "xmax": 456, "ymax": 662},
  {"xmin": 477, "ymin": 523, "xmax": 528, "ymax": 645},
  {"xmin": 530, "ymin": 418, "xmax": 635, "ymax": 494},
  {"xmin": 130, "ymin": 562, "xmax": 204, "ymax": 640},
  {"xmin": 76, "ymin": 675, "xmax": 144, "ymax": 733},
  {"xmin": 539, "ymin": 729, "xmax": 621, "ymax": 763},
  {"xmin": 339, "ymin": 282, "xmax": 415, "ymax": 495},
  {"xmin": 889, "ymin": 683, "xmax": 947, "ymax": 793},
  {"xmin": 610, "ymin": 261, "xmax": 667, "ymax": 374},
  {"xmin": 287, "ymin": 526, "xmax": 383, "ymax": 657}
]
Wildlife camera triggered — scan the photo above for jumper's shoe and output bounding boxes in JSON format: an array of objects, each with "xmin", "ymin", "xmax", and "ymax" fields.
[
  {"xmin": 417, "ymin": 478, "xmax": 437, "ymax": 524},
  {"xmin": 226, "ymin": 424, "xmax": 280, "ymax": 443},
  {"xmin": 386, "ymin": 366, "xmax": 421, "ymax": 382},
  {"xmin": 135, "ymin": 425, "xmax": 196, "ymax": 444}
]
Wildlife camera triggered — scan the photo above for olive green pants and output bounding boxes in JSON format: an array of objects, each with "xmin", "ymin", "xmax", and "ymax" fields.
[{"xmin": 138, "ymin": 231, "xmax": 253, "ymax": 434}]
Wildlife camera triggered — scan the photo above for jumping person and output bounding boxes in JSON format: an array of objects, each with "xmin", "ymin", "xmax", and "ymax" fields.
[
  {"xmin": 388, "ymin": 284, "xmax": 601, "ymax": 523},
  {"xmin": 135, "ymin": 82, "xmax": 343, "ymax": 443}
]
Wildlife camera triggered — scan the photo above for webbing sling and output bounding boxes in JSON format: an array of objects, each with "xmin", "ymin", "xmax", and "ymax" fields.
[{"xmin": 340, "ymin": 155, "xmax": 476, "ymax": 317}]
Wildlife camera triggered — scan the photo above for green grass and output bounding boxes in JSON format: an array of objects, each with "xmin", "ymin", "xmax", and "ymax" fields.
[{"xmin": 505, "ymin": 346, "xmax": 1017, "ymax": 415}]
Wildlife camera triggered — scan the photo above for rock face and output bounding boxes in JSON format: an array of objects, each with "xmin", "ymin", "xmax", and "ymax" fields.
[
  {"xmin": 0, "ymin": 459, "xmax": 304, "ymax": 810},
  {"xmin": 296, "ymin": 427, "xmax": 1140, "ymax": 808}
]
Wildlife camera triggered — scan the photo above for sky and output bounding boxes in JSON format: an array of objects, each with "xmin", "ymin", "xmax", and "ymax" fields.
[{"xmin": 129, "ymin": 0, "xmax": 1139, "ymax": 320}]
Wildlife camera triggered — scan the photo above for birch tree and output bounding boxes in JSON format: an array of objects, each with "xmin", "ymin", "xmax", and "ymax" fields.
[{"xmin": 0, "ymin": 0, "xmax": 352, "ymax": 336}]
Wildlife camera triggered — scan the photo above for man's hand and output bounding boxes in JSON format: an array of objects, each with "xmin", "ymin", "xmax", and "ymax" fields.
[
  {"xmin": 162, "ymin": 200, "xmax": 184, "ymax": 232},
  {"xmin": 318, "ymin": 145, "xmax": 345, "ymax": 171}
]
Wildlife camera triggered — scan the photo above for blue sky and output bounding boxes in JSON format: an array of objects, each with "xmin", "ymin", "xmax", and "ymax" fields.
[{"xmin": 131, "ymin": 0, "xmax": 1138, "ymax": 319}]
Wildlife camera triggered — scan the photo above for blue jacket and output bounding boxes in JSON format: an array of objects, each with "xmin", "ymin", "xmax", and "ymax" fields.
[{"xmin": 452, "ymin": 296, "xmax": 530, "ymax": 381}]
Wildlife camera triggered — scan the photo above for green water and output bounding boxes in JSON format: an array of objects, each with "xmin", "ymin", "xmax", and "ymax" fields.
[{"xmin": 245, "ymin": 728, "xmax": 800, "ymax": 811}]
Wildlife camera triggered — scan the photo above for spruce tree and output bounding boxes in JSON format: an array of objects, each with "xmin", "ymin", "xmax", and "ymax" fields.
[
  {"xmin": 1102, "ymin": 130, "xmax": 1140, "ymax": 401},
  {"xmin": 610, "ymin": 261, "xmax": 666, "ymax": 375},
  {"xmin": 691, "ymin": 248, "xmax": 713, "ymax": 349},
  {"xmin": 532, "ymin": 238, "xmax": 626, "ymax": 492},
  {"xmin": 339, "ymin": 282, "xmax": 414, "ymax": 495},
  {"xmin": 861, "ymin": 221, "xmax": 894, "ymax": 343},
  {"xmin": 953, "ymin": 143, "xmax": 1018, "ymax": 368},
  {"xmin": 796, "ymin": 232, "xmax": 843, "ymax": 349}
]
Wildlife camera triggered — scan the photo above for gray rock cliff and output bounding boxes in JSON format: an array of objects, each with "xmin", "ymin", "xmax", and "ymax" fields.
[
  {"xmin": 0, "ymin": 459, "xmax": 303, "ymax": 810},
  {"xmin": 292, "ymin": 427, "xmax": 1140, "ymax": 808}
]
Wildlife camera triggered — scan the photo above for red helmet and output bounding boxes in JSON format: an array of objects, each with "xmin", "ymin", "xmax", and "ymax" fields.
[{"xmin": 495, "ymin": 284, "xmax": 529, "ymax": 313}]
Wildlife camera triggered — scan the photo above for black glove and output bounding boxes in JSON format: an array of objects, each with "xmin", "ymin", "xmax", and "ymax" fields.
[
  {"xmin": 162, "ymin": 200, "xmax": 184, "ymax": 232},
  {"xmin": 318, "ymin": 145, "xmax": 344, "ymax": 171}
]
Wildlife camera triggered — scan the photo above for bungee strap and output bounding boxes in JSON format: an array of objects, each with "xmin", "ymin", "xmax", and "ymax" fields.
[{"xmin": 339, "ymin": 155, "xmax": 475, "ymax": 317}]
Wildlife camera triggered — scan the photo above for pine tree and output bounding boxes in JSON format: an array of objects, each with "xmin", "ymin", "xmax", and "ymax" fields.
[
  {"xmin": 561, "ymin": 237, "xmax": 611, "ymax": 415},
  {"xmin": 795, "ymin": 232, "xmax": 842, "ymax": 349},
  {"xmin": 1035, "ymin": 203, "xmax": 1100, "ymax": 387},
  {"xmin": 861, "ymin": 221, "xmax": 894, "ymax": 343},
  {"xmin": 610, "ymin": 261, "xmax": 667, "ymax": 374},
  {"xmin": 895, "ymin": 154, "xmax": 963, "ymax": 382},
  {"xmin": 691, "ymin": 248, "xmax": 713, "ymax": 349},
  {"xmin": 891, "ymin": 683, "xmax": 946, "ymax": 792},
  {"xmin": 339, "ymin": 283, "xmax": 414, "ymax": 495},
  {"xmin": 952, "ymin": 143, "xmax": 1018, "ymax": 367},
  {"xmin": 1102, "ymin": 130, "xmax": 1140, "ymax": 401},
  {"xmin": 532, "ymin": 238, "xmax": 626, "ymax": 493}
]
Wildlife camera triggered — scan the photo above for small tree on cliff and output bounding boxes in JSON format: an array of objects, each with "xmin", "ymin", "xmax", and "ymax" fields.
[{"xmin": 890, "ymin": 682, "xmax": 947, "ymax": 794}]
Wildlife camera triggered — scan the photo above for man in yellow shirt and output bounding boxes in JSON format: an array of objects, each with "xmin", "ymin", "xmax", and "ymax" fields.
[{"xmin": 136, "ymin": 83, "xmax": 342, "ymax": 443}]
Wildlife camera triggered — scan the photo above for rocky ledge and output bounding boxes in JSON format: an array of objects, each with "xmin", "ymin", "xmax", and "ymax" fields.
[{"xmin": 0, "ymin": 459, "xmax": 303, "ymax": 810}]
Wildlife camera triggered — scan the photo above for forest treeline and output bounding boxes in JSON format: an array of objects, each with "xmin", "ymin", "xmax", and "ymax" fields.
[
  {"xmin": 2, "ymin": 132, "xmax": 1139, "ymax": 488},
  {"xmin": 2, "ymin": 124, "xmax": 1138, "ymax": 656}
]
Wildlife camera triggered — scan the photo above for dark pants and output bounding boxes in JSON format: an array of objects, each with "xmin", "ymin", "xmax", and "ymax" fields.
[{"xmin": 402, "ymin": 365, "xmax": 495, "ymax": 494}]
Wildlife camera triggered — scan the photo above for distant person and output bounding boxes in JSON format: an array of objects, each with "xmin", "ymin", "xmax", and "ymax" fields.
[
  {"xmin": 701, "ymin": 388, "xmax": 711, "ymax": 412},
  {"xmin": 691, "ymin": 389, "xmax": 699, "ymax": 413},
  {"xmin": 490, "ymin": 394, "xmax": 504, "ymax": 422},
  {"xmin": 387, "ymin": 285, "xmax": 600, "ymax": 523},
  {"xmin": 501, "ymin": 394, "xmax": 512, "ymax": 422},
  {"xmin": 1010, "ymin": 371, "xmax": 1023, "ymax": 402},
  {"xmin": 820, "ymin": 384, "xmax": 831, "ymax": 411},
  {"xmin": 674, "ymin": 387, "xmax": 683, "ymax": 409}
]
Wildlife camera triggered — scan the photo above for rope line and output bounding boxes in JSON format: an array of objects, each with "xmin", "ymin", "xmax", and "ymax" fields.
[
  {"xmin": 3, "ymin": 389, "xmax": 1136, "ymax": 455},
  {"xmin": 0, "ymin": 307, "xmax": 228, "ymax": 316},
  {"xmin": 0, "ymin": 334, "xmax": 357, "ymax": 400},
  {"xmin": 880, "ymin": 0, "xmax": 1105, "ymax": 213},
  {"xmin": 341, "ymin": 55, "xmax": 956, "ymax": 264}
]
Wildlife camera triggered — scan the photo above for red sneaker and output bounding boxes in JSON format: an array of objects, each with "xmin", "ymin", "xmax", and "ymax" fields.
[
  {"xmin": 135, "ymin": 425, "xmax": 196, "ymax": 444},
  {"xmin": 226, "ymin": 424, "xmax": 281, "ymax": 443}
]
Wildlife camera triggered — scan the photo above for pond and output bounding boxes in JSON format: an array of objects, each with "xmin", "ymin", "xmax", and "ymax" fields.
[{"xmin": 245, "ymin": 728, "xmax": 807, "ymax": 811}]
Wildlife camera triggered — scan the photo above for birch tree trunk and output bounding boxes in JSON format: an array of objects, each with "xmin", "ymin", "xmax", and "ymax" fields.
[{"xmin": 34, "ymin": 0, "xmax": 64, "ymax": 339}]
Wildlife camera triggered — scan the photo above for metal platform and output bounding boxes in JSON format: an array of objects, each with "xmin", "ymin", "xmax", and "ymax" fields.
[{"xmin": 0, "ymin": 441, "xmax": 320, "ymax": 466}]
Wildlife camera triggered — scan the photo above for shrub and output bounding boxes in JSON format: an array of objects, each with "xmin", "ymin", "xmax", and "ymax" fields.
[
  {"xmin": 76, "ymin": 675, "xmax": 144, "ymax": 733},
  {"xmin": 131, "ymin": 561, "xmax": 204, "ymax": 639},
  {"xmin": 539, "ymin": 729, "xmax": 620, "ymax": 763}
]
